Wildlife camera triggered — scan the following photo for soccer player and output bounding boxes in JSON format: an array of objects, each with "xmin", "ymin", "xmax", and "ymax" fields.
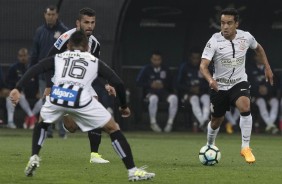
[
  {"xmin": 200, "ymin": 8, "xmax": 274, "ymax": 163},
  {"xmin": 45, "ymin": 7, "xmax": 115, "ymax": 163},
  {"xmin": 9, "ymin": 30, "xmax": 155, "ymax": 181}
]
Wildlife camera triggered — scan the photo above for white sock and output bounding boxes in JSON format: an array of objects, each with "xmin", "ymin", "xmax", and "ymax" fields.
[
  {"xmin": 239, "ymin": 114, "xmax": 252, "ymax": 148},
  {"xmin": 269, "ymin": 98, "xmax": 279, "ymax": 125},
  {"xmin": 190, "ymin": 95, "xmax": 204, "ymax": 125},
  {"xmin": 200, "ymin": 94, "xmax": 210, "ymax": 123},
  {"xmin": 167, "ymin": 94, "xmax": 178, "ymax": 124},
  {"xmin": 207, "ymin": 121, "xmax": 220, "ymax": 145},
  {"xmin": 148, "ymin": 95, "xmax": 158, "ymax": 124},
  {"xmin": 6, "ymin": 97, "xmax": 15, "ymax": 123},
  {"xmin": 256, "ymin": 98, "xmax": 271, "ymax": 125},
  {"xmin": 19, "ymin": 95, "xmax": 33, "ymax": 117}
]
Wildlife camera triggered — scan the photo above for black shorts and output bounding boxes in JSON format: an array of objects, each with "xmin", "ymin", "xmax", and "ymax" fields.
[{"xmin": 210, "ymin": 81, "xmax": 251, "ymax": 117}]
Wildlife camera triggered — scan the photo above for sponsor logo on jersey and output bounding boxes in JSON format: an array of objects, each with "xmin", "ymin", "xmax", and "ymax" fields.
[
  {"xmin": 51, "ymin": 86, "xmax": 78, "ymax": 102},
  {"xmin": 54, "ymin": 31, "xmax": 61, "ymax": 39},
  {"xmin": 221, "ymin": 56, "xmax": 244, "ymax": 68},
  {"xmin": 55, "ymin": 38, "xmax": 63, "ymax": 48},
  {"xmin": 216, "ymin": 77, "xmax": 241, "ymax": 84}
]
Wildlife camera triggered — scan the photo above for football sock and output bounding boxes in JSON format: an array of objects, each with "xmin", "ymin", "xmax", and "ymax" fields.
[
  {"xmin": 239, "ymin": 113, "xmax": 252, "ymax": 148},
  {"xmin": 32, "ymin": 122, "xmax": 49, "ymax": 155},
  {"xmin": 190, "ymin": 95, "xmax": 204, "ymax": 125},
  {"xmin": 207, "ymin": 121, "xmax": 220, "ymax": 145},
  {"xmin": 6, "ymin": 97, "xmax": 15, "ymax": 123},
  {"xmin": 167, "ymin": 94, "xmax": 178, "ymax": 123},
  {"xmin": 19, "ymin": 95, "xmax": 33, "ymax": 117},
  {"xmin": 88, "ymin": 128, "xmax": 102, "ymax": 153},
  {"xmin": 110, "ymin": 130, "xmax": 135, "ymax": 169},
  {"xmin": 148, "ymin": 95, "xmax": 158, "ymax": 124},
  {"xmin": 269, "ymin": 98, "xmax": 279, "ymax": 125}
]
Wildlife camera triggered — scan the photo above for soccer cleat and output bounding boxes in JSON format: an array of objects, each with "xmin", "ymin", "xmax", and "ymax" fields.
[
  {"xmin": 225, "ymin": 122, "xmax": 234, "ymax": 134},
  {"xmin": 240, "ymin": 147, "xmax": 255, "ymax": 163},
  {"xmin": 90, "ymin": 152, "xmax": 110, "ymax": 164},
  {"xmin": 25, "ymin": 154, "xmax": 40, "ymax": 177},
  {"xmin": 265, "ymin": 124, "xmax": 279, "ymax": 134},
  {"xmin": 164, "ymin": 124, "xmax": 172, "ymax": 133},
  {"xmin": 150, "ymin": 123, "xmax": 162, "ymax": 133},
  {"xmin": 128, "ymin": 166, "xmax": 155, "ymax": 181}
]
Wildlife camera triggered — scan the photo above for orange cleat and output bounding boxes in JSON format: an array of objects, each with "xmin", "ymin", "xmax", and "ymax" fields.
[{"xmin": 240, "ymin": 147, "xmax": 255, "ymax": 164}]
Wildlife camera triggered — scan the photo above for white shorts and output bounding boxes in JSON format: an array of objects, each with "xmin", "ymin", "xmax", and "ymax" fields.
[{"xmin": 40, "ymin": 96, "xmax": 111, "ymax": 132}]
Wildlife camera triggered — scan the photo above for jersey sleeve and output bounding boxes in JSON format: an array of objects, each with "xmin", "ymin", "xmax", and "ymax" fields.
[
  {"xmin": 202, "ymin": 36, "xmax": 217, "ymax": 61},
  {"xmin": 246, "ymin": 31, "xmax": 258, "ymax": 49},
  {"xmin": 54, "ymin": 31, "xmax": 70, "ymax": 50}
]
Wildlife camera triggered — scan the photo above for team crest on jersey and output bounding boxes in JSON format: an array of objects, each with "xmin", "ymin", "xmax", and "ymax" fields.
[
  {"xmin": 50, "ymin": 86, "xmax": 78, "ymax": 102},
  {"xmin": 238, "ymin": 40, "xmax": 247, "ymax": 50},
  {"xmin": 54, "ymin": 31, "xmax": 62, "ymax": 39}
]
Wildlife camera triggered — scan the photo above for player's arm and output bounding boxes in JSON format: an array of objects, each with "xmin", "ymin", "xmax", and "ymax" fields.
[
  {"xmin": 10, "ymin": 57, "xmax": 55, "ymax": 105},
  {"xmin": 254, "ymin": 43, "xmax": 274, "ymax": 85},
  {"xmin": 200, "ymin": 58, "xmax": 218, "ymax": 92},
  {"xmin": 97, "ymin": 60, "xmax": 127, "ymax": 107}
]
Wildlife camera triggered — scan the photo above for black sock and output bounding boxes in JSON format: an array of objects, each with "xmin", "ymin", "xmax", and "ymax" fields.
[
  {"xmin": 110, "ymin": 130, "xmax": 135, "ymax": 169},
  {"xmin": 32, "ymin": 122, "xmax": 49, "ymax": 156},
  {"xmin": 88, "ymin": 128, "xmax": 102, "ymax": 153}
]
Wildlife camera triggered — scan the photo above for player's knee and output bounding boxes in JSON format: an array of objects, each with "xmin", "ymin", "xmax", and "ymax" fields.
[
  {"xmin": 167, "ymin": 94, "xmax": 178, "ymax": 104},
  {"xmin": 103, "ymin": 118, "xmax": 120, "ymax": 134},
  {"xmin": 63, "ymin": 115, "xmax": 78, "ymax": 133},
  {"xmin": 149, "ymin": 94, "xmax": 158, "ymax": 104}
]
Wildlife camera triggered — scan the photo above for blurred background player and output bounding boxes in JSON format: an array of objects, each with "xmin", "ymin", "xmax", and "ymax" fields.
[
  {"xmin": 176, "ymin": 47, "xmax": 210, "ymax": 132},
  {"xmin": 136, "ymin": 50, "xmax": 178, "ymax": 132},
  {"xmin": 5, "ymin": 48, "xmax": 41, "ymax": 129},
  {"xmin": 224, "ymin": 107, "xmax": 240, "ymax": 134},
  {"xmin": 247, "ymin": 53, "xmax": 279, "ymax": 134},
  {"xmin": 30, "ymin": 4, "xmax": 68, "ymax": 137}
]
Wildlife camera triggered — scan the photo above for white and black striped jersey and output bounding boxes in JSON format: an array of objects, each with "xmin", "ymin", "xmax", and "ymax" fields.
[
  {"xmin": 53, "ymin": 28, "xmax": 100, "ymax": 58},
  {"xmin": 202, "ymin": 29, "xmax": 258, "ymax": 90},
  {"xmin": 16, "ymin": 50, "xmax": 127, "ymax": 108}
]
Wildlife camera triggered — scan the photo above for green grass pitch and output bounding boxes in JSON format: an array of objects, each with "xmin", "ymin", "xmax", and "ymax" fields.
[{"xmin": 0, "ymin": 129, "xmax": 282, "ymax": 184}]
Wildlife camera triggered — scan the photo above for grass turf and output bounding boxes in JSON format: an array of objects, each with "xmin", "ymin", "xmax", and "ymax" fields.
[{"xmin": 0, "ymin": 129, "xmax": 282, "ymax": 184}]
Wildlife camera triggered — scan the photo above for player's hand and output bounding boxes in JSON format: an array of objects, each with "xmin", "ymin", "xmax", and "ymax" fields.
[
  {"xmin": 9, "ymin": 89, "xmax": 20, "ymax": 106},
  {"xmin": 119, "ymin": 107, "xmax": 131, "ymax": 118},
  {"xmin": 43, "ymin": 87, "xmax": 51, "ymax": 98},
  {"xmin": 209, "ymin": 79, "xmax": 219, "ymax": 92},
  {"xmin": 265, "ymin": 67, "xmax": 274, "ymax": 85},
  {"xmin": 105, "ymin": 84, "xmax": 116, "ymax": 97}
]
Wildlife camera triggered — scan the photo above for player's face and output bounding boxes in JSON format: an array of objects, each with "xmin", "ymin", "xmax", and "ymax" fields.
[
  {"xmin": 151, "ymin": 54, "xmax": 162, "ymax": 67},
  {"xmin": 220, "ymin": 15, "xmax": 238, "ymax": 40},
  {"xmin": 17, "ymin": 49, "xmax": 29, "ymax": 64},
  {"xmin": 44, "ymin": 9, "xmax": 58, "ymax": 27},
  {"xmin": 77, "ymin": 15, "xmax": 96, "ymax": 36}
]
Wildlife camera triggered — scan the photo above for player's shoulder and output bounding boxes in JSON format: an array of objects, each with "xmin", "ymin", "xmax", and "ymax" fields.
[
  {"xmin": 54, "ymin": 28, "xmax": 76, "ymax": 49},
  {"xmin": 236, "ymin": 29, "xmax": 252, "ymax": 37},
  {"xmin": 89, "ymin": 35, "xmax": 100, "ymax": 45}
]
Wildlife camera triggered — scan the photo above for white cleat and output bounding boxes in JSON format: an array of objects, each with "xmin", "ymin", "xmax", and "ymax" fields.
[
  {"xmin": 25, "ymin": 154, "xmax": 40, "ymax": 177},
  {"xmin": 90, "ymin": 152, "xmax": 110, "ymax": 164},
  {"xmin": 150, "ymin": 123, "xmax": 162, "ymax": 132},
  {"xmin": 164, "ymin": 124, "xmax": 173, "ymax": 133},
  {"xmin": 128, "ymin": 166, "xmax": 155, "ymax": 182}
]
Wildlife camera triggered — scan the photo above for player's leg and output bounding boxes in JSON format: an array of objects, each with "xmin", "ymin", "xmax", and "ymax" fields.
[
  {"xmin": 189, "ymin": 95, "xmax": 204, "ymax": 126},
  {"xmin": 5, "ymin": 96, "xmax": 17, "ymax": 128},
  {"xmin": 207, "ymin": 90, "xmax": 227, "ymax": 145},
  {"xmin": 148, "ymin": 94, "xmax": 161, "ymax": 132},
  {"xmin": 18, "ymin": 94, "xmax": 38, "ymax": 129},
  {"xmin": 25, "ymin": 98, "xmax": 63, "ymax": 176},
  {"xmin": 103, "ymin": 118, "xmax": 155, "ymax": 181},
  {"xmin": 164, "ymin": 94, "xmax": 178, "ymax": 132},
  {"xmin": 62, "ymin": 114, "xmax": 109, "ymax": 163},
  {"xmin": 233, "ymin": 82, "xmax": 255, "ymax": 163},
  {"xmin": 268, "ymin": 98, "xmax": 279, "ymax": 134}
]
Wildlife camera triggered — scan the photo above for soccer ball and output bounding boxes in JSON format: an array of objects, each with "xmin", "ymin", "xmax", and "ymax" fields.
[{"xmin": 199, "ymin": 145, "xmax": 221, "ymax": 166}]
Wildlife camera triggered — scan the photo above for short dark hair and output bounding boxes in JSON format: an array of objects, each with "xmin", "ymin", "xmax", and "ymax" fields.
[
  {"xmin": 45, "ymin": 5, "xmax": 58, "ymax": 13},
  {"xmin": 78, "ymin": 8, "xmax": 96, "ymax": 20},
  {"xmin": 69, "ymin": 30, "xmax": 88, "ymax": 49},
  {"xmin": 221, "ymin": 8, "xmax": 239, "ymax": 22}
]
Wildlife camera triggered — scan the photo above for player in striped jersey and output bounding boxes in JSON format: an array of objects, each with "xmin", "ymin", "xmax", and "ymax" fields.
[
  {"xmin": 10, "ymin": 30, "xmax": 155, "ymax": 181},
  {"xmin": 45, "ymin": 8, "xmax": 114, "ymax": 164},
  {"xmin": 200, "ymin": 8, "xmax": 274, "ymax": 164}
]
